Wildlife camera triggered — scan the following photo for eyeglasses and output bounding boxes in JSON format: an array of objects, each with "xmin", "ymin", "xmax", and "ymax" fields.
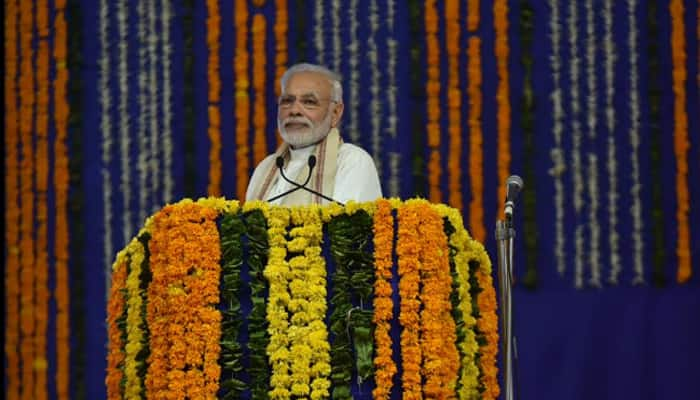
[{"xmin": 277, "ymin": 94, "xmax": 337, "ymax": 110}]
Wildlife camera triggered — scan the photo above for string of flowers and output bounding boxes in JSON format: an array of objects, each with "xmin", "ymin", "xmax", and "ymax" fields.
[
  {"xmin": 147, "ymin": 0, "xmax": 161, "ymax": 208},
  {"xmin": 347, "ymin": 0, "xmax": 360, "ymax": 144},
  {"xmin": 446, "ymin": 0, "xmax": 463, "ymax": 211},
  {"xmin": 369, "ymin": 0, "xmax": 383, "ymax": 176},
  {"xmin": 434, "ymin": 204, "xmax": 480, "ymax": 398},
  {"xmin": 468, "ymin": 36, "xmax": 486, "ymax": 243},
  {"xmin": 123, "ymin": 236, "xmax": 149, "ymax": 398},
  {"xmin": 5, "ymin": 0, "xmax": 21, "ymax": 396},
  {"xmin": 416, "ymin": 201, "xmax": 459, "ymax": 397},
  {"xmin": 288, "ymin": 206, "xmax": 332, "ymax": 398},
  {"xmin": 585, "ymin": 0, "xmax": 601, "ymax": 287},
  {"xmin": 235, "ymin": 1, "xmax": 250, "ymax": 200},
  {"xmin": 426, "ymin": 0, "xmax": 442, "ymax": 204},
  {"xmin": 332, "ymin": 0, "xmax": 341, "ymax": 73},
  {"xmin": 106, "ymin": 258, "xmax": 128, "ymax": 399},
  {"xmin": 467, "ymin": 0, "xmax": 479, "ymax": 31},
  {"xmin": 117, "ymin": 0, "xmax": 133, "ymax": 243},
  {"xmin": 314, "ymin": 0, "xmax": 325, "ymax": 65},
  {"xmin": 372, "ymin": 199, "xmax": 397, "ymax": 399},
  {"xmin": 99, "ymin": 0, "xmax": 115, "ymax": 287},
  {"xmin": 387, "ymin": 0, "xmax": 400, "ymax": 197},
  {"xmin": 568, "ymin": 0, "xmax": 585, "ymax": 288},
  {"xmin": 252, "ymin": 14, "xmax": 268, "ymax": 166},
  {"xmin": 475, "ymin": 267, "xmax": 500, "ymax": 399},
  {"xmin": 604, "ymin": 0, "xmax": 621, "ymax": 284},
  {"xmin": 494, "ymin": 0, "xmax": 511, "ymax": 219},
  {"xmin": 397, "ymin": 200, "xmax": 423, "ymax": 398},
  {"xmin": 145, "ymin": 201, "xmax": 222, "ymax": 398},
  {"xmin": 161, "ymin": 0, "xmax": 174, "ymax": 203},
  {"xmin": 20, "ymin": 0, "xmax": 37, "ymax": 395},
  {"xmin": 54, "ymin": 2, "xmax": 71, "ymax": 397},
  {"xmin": 207, "ymin": 0, "xmax": 222, "ymax": 196},
  {"xmin": 274, "ymin": 0, "xmax": 288, "ymax": 98},
  {"xmin": 629, "ymin": 0, "xmax": 645, "ymax": 285},
  {"xmin": 670, "ymin": 0, "xmax": 692, "ymax": 283},
  {"xmin": 137, "ymin": 0, "xmax": 150, "ymax": 224},
  {"xmin": 547, "ymin": 0, "xmax": 567, "ymax": 276}
]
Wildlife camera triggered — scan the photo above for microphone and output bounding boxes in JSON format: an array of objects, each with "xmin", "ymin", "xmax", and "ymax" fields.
[
  {"xmin": 267, "ymin": 155, "xmax": 345, "ymax": 205},
  {"xmin": 504, "ymin": 175, "xmax": 524, "ymax": 222}
]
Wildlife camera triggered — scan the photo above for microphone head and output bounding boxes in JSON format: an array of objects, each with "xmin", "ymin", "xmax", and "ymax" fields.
[
  {"xmin": 506, "ymin": 175, "xmax": 524, "ymax": 202},
  {"xmin": 276, "ymin": 156, "xmax": 285, "ymax": 168},
  {"xmin": 308, "ymin": 155, "xmax": 317, "ymax": 168}
]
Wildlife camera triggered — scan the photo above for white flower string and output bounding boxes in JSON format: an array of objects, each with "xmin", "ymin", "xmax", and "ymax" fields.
[
  {"xmin": 585, "ymin": 0, "xmax": 601, "ymax": 287},
  {"xmin": 387, "ymin": 0, "xmax": 400, "ymax": 197},
  {"xmin": 161, "ymin": 0, "xmax": 174, "ymax": 204},
  {"xmin": 332, "ymin": 0, "xmax": 341, "ymax": 73},
  {"xmin": 148, "ymin": 0, "xmax": 161, "ymax": 209},
  {"xmin": 347, "ymin": 0, "xmax": 360, "ymax": 143},
  {"xmin": 568, "ymin": 0, "xmax": 585, "ymax": 288},
  {"xmin": 137, "ymin": 0, "xmax": 150, "ymax": 225},
  {"xmin": 604, "ymin": 0, "xmax": 621, "ymax": 284},
  {"xmin": 368, "ymin": 0, "xmax": 383, "ymax": 176},
  {"xmin": 99, "ymin": 0, "xmax": 114, "ymax": 290},
  {"xmin": 548, "ymin": 0, "xmax": 567, "ymax": 276},
  {"xmin": 117, "ymin": 0, "xmax": 133, "ymax": 244},
  {"xmin": 628, "ymin": 0, "xmax": 645, "ymax": 285},
  {"xmin": 314, "ymin": 0, "xmax": 324, "ymax": 65}
]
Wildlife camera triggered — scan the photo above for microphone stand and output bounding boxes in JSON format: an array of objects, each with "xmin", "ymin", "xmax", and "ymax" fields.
[
  {"xmin": 267, "ymin": 155, "xmax": 345, "ymax": 206},
  {"xmin": 496, "ymin": 213, "xmax": 517, "ymax": 400}
]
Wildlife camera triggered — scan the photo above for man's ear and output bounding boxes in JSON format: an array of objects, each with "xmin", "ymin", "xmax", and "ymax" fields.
[{"xmin": 331, "ymin": 102, "xmax": 344, "ymax": 128}]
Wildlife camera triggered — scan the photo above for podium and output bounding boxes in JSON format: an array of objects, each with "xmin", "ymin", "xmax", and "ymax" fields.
[{"xmin": 106, "ymin": 197, "xmax": 500, "ymax": 399}]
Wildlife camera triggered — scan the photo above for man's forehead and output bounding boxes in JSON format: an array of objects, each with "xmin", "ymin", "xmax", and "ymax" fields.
[{"xmin": 284, "ymin": 72, "xmax": 332, "ymax": 94}]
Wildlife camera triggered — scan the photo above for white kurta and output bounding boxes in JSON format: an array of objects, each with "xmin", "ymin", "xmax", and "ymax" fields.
[{"xmin": 245, "ymin": 142, "xmax": 383, "ymax": 205}]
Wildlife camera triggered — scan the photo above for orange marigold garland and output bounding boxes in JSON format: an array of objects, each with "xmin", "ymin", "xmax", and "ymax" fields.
[
  {"xmin": 425, "ymin": 0, "xmax": 442, "ymax": 203},
  {"xmin": 416, "ymin": 201, "xmax": 459, "ymax": 397},
  {"xmin": 446, "ymin": 0, "xmax": 463, "ymax": 211},
  {"xmin": 235, "ymin": 1, "xmax": 251, "ymax": 200},
  {"xmin": 468, "ymin": 37, "xmax": 486, "ymax": 242},
  {"xmin": 207, "ymin": 0, "xmax": 222, "ymax": 195},
  {"xmin": 372, "ymin": 199, "xmax": 397, "ymax": 398},
  {"xmin": 252, "ymin": 14, "xmax": 268, "ymax": 166},
  {"xmin": 467, "ymin": 0, "xmax": 480, "ymax": 32},
  {"xmin": 145, "ymin": 202, "xmax": 222, "ymax": 398},
  {"xmin": 494, "ymin": 0, "xmax": 511, "ymax": 219},
  {"xmin": 106, "ymin": 260, "xmax": 128, "ymax": 400},
  {"xmin": 670, "ymin": 0, "xmax": 692, "ymax": 283},
  {"xmin": 274, "ymin": 0, "xmax": 288, "ymax": 98},
  {"xmin": 473, "ymin": 246, "xmax": 500, "ymax": 399}
]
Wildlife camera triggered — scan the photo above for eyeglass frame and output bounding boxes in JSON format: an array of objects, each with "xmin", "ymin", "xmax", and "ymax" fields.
[{"xmin": 277, "ymin": 93, "xmax": 338, "ymax": 110}]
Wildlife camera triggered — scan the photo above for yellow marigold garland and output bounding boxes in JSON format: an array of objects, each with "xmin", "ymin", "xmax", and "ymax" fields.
[
  {"xmin": 106, "ymin": 258, "xmax": 128, "ymax": 400},
  {"xmin": 468, "ymin": 37, "xmax": 486, "ymax": 242},
  {"xmin": 207, "ymin": 0, "xmax": 222, "ymax": 195},
  {"xmin": 670, "ymin": 0, "xmax": 692, "ymax": 283},
  {"xmin": 494, "ymin": 0, "xmax": 511, "ymax": 219},
  {"xmin": 123, "ymin": 236, "xmax": 149, "ymax": 398},
  {"xmin": 235, "ymin": 2, "xmax": 251, "ymax": 200},
  {"xmin": 252, "ymin": 14, "xmax": 268, "ymax": 166},
  {"xmin": 372, "ymin": 199, "xmax": 397, "ymax": 398}
]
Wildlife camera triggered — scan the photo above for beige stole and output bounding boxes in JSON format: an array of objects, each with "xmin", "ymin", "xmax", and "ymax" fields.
[{"xmin": 250, "ymin": 128, "xmax": 342, "ymax": 205}]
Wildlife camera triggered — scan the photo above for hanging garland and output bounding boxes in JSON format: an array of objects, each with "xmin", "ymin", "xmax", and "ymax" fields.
[
  {"xmin": 468, "ymin": 36, "xmax": 486, "ymax": 242},
  {"xmin": 468, "ymin": 0, "xmax": 480, "ymax": 31},
  {"xmin": 234, "ymin": 1, "xmax": 250, "ymax": 200},
  {"xmin": 252, "ymin": 14, "xmax": 268, "ymax": 166},
  {"xmin": 386, "ymin": 0, "xmax": 400, "ymax": 198},
  {"xmin": 106, "ymin": 259, "xmax": 128, "ymax": 399},
  {"xmin": 347, "ymin": 0, "xmax": 361, "ymax": 144},
  {"xmin": 123, "ymin": 236, "xmax": 150, "ymax": 398},
  {"xmin": 206, "ymin": 0, "xmax": 222, "ymax": 196},
  {"xmin": 274, "ymin": 0, "xmax": 288, "ymax": 98},
  {"xmin": 137, "ymin": 0, "xmax": 150, "ymax": 223},
  {"xmin": 494, "ymin": 0, "xmax": 511, "ymax": 219},
  {"xmin": 425, "ymin": 0, "xmax": 442, "ymax": 204},
  {"xmin": 161, "ymin": 0, "xmax": 174, "ymax": 203},
  {"xmin": 446, "ymin": 0, "xmax": 463, "ymax": 211},
  {"xmin": 147, "ymin": 0, "xmax": 161, "ymax": 210}
]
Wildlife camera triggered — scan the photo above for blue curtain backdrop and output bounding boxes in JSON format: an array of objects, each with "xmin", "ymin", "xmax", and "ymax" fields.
[{"xmin": 4, "ymin": 0, "xmax": 699, "ymax": 398}]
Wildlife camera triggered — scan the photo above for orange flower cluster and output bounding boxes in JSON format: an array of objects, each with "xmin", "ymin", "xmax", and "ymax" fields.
[
  {"xmin": 372, "ymin": 199, "xmax": 397, "ymax": 398},
  {"xmin": 252, "ymin": 14, "xmax": 268, "ymax": 166},
  {"xmin": 494, "ymin": 0, "xmax": 511, "ymax": 219},
  {"xmin": 468, "ymin": 37, "xmax": 486, "ymax": 242},
  {"xmin": 235, "ymin": 2, "xmax": 251, "ymax": 200},
  {"xmin": 207, "ymin": 0, "xmax": 222, "ymax": 196},
  {"xmin": 446, "ymin": 0, "xmax": 463, "ymax": 211},
  {"xmin": 425, "ymin": 0, "xmax": 442, "ymax": 203},
  {"xmin": 467, "ymin": 0, "xmax": 480, "ymax": 32},
  {"xmin": 274, "ymin": 0, "xmax": 288, "ymax": 98},
  {"xmin": 53, "ymin": 1, "xmax": 72, "ymax": 398},
  {"xmin": 5, "ymin": 1, "xmax": 21, "ymax": 397},
  {"xmin": 106, "ymin": 262, "xmax": 128, "ymax": 399},
  {"xmin": 416, "ymin": 202, "xmax": 459, "ymax": 398},
  {"xmin": 146, "ymin": 203, "xmax": 223, "ymax": 398},
  {"xmin": 397, "ymin": 202, "xmax": 423, "ymax": 399},
  {"xmin": 670, "ymin": 0, "xmax": 692, "ymax": 283},
  {"xmin": 19, "ymin": 1, "xmax": 37, "ymax": 397},
  {"xmin": 476, "ymin": 269, "xmax": 500, "ymax": 399}
]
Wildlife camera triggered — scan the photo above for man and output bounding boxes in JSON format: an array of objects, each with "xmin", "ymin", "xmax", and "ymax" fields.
[{"xmin": 245, "ymin": 63, "xmax": 382, "ymax": 205}]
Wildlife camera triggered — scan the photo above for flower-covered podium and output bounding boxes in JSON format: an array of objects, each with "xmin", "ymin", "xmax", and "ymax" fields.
[{"xmin": 106, "ymin": 198, "xmax": 499, "ymax": 399}]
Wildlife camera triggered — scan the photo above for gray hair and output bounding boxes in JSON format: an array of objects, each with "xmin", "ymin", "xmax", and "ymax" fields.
[{"xmin": 280, "ymin": 63, "xmax": 343, "ymax": 102}]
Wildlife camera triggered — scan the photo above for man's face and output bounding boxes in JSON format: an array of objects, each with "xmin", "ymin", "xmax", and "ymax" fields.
[{"xmin": 277, "ymin": 71, "xmax": 342, "ymax": 148}]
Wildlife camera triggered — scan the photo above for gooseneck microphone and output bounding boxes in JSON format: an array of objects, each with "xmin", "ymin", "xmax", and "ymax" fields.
[{"xmin": 266, "ymin": 155, "xmax": 344, "ymax": 205}]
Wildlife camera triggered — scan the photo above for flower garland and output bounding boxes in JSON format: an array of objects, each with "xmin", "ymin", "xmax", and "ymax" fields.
[
  {"xmin": 585, "ymin": 0, "xmax": 601, "ymax": 287},
  {"xmin": 446, "ymin": 0, "xmax": 463, "ymax": 211},
  {"xmin": 670, "ymin": 0, "xmax": 692, "ymax": 283},
  {"xmin": 207, "ymin": 0, "xmax": 222, "ymax": 196},
  {"xmin": 314, "ymin": 0, "xmax": 325, "ymax": 65},
  {"xmin": 425, "ymin": 0, "xmax": 442, "ymax": 204},
  {"xmin": 396, "ymin": 200, "xmax": 423, "ymax": 398},
  {"xmin": 106, "ymin": 258, "xmax": 128, "ymax": 399},
  {"xmin": 468, "ymin": 36, "xmax": 486, "ymax": 243},
  {"xmin": 494, "ymin": 0, "xmax": 511, "ymax": 219},
  {"xmin": 468, "ymin": 0, "xmax": 479, "ymax": 31},
  {"xmin": 20, "ymin": 0, "xmax": 37, "ymax": 394},
  {"xmin": 629, "ymin": 0, "xmax": 645, "ymax": 285},
  {"xmin": 547, "ymin": 0, "xmax": 567, "ymax": 276},
  {"xmin": 147, "ymin": 0, "xmax": 161, "ymax": 208},
  {"xmin": 369, "ymin": 0, "xmax": 383, "ymax": 177},
  {"xmin": 123, "ymin": 236, "xmax": 149, "ymax": 398},
  {"xmin": 347, "ymin": 0, "xmax": 360, "ymax": 144},
  {"xmin": 117, "ymin": 0, "xmax": 133, "ymax": 243},
  {"xmin": 5, "ymin": 0, "xmax": 21, "ymax": 396},
  {"xmin": 161, "ymin": 0, "xmax": 174, "ymax": 203},
  {"xmin": 274, "ymin": 0, "xmax": 288, "ymax": 98},
  {"xmin": 235, "ymin": 1, "xmax": 250, "ymax": 200},
  {"xmin": 137, "ymin": 0, "xmax": 150, "ymax": 223},
  {"xmin": 252, "ymin": 14, "xmax": 268, "ymax": 166},
  {"xmin": 332, "ymin": 0, "xmax": 341, "ymax": 72},
  {"xmin": 416, "ymin": 201, "xmax": 459, "ymax": 397},
  {"xmin": 475, "ymin": 268, "xmax": 499, "ymax": 399},
  {"xmin": 604, "ymin": 0, "xmax": 621, "ymax": 284},
  {"xmin": 99, "ymin": 0, "xmax": 114, "ymax": 285},
  {"xmin": 145, "ymin": 201, "xmax": 222, "ymax": 398},
  {"xmin": 387, "ymin": 0, "xmax": 400, "ymax": 197},
  {"xmin": 372, "ymin": 199, "xmax": 397, "ymax": 399}
]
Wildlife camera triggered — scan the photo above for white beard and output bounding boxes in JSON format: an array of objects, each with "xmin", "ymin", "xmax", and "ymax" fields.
[{"xmin": 278, "ymin": 112, "xmax": 332, "ymax": 149}]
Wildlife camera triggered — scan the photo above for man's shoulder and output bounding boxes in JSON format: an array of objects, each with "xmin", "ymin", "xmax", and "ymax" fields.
[{"xmin": 338, "ymin": 142, "xmax": 374, "ymax": 164}]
